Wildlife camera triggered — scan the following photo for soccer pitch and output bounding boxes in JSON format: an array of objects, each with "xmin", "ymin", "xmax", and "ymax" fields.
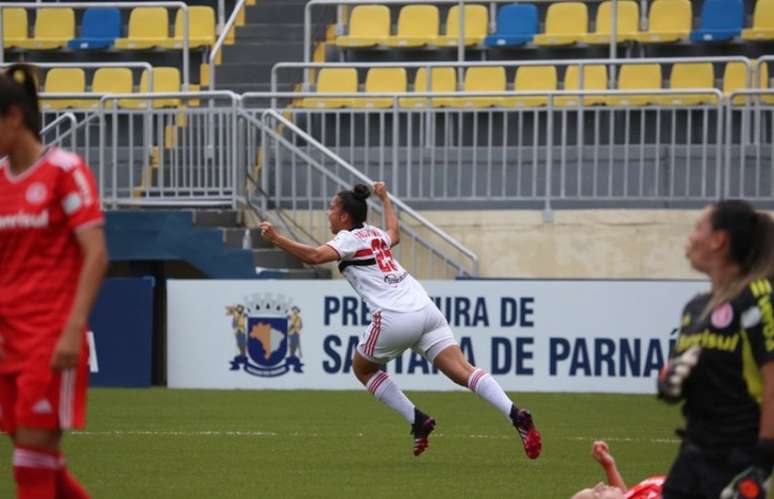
[{"xmin": 0, "ymin": 389, "xmax": 682, "ymax": 498}]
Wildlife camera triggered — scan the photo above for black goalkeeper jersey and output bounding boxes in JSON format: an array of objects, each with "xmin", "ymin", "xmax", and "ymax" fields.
[{"xmin": 674, "ymin": 278, "xmax": 774, "ymax": 451}]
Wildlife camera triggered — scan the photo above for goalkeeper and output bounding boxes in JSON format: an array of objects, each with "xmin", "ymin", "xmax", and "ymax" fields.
[{"xmin": 656, "ymin": 200, "xmax": 774, "ymax": 499}]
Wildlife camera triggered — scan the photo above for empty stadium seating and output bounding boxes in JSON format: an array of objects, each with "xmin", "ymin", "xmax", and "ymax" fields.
[
  {"xmin": 583, "ymin": 0, "xmax": 639, "ymax": 44},
  {"xmin": 68, "ymin": 8, "xmax": 121, "ymax": 50},
  {"xmin": 436, "ymin": 5, "xmax": 488, "ymax": 47},
  {"xmin": 399, "ymin": 67, "xmax": 457, "ymax": 108},
  {"xmin": 301, "ymin": 68, "xmax": 358, "ymax": 108},
  {"xmin": 16, "ymin": 8, "xmax": 75, "ymax": 49},
  {"xmin": 90, "ymin": 67, "xmax": 134, "ymax": 108},
  {"xmin": 723, "ymin": 61, "xmax": 772, "ymax": 104},
  {"xmin": 690, "ymin": 0, "xmax": 744, "ymax": 42},
  {"xmin": 384, "ymin": 5, "xmax": 439, "ymax": 48},
  {"xmin": 454, "ymin": 67, "xmax": 507, "ymax": 108},
  {"xmin": 2, "ymin": 8, "xmax": 29, "ymax": 48},
  {"xmin": 607, "ymin": 64, "xmax": 663, "ymax": 106},
  {"xmin": 533, "ymin": 2, "xmax": 588, "ymax": 46},
  {"xmin": 114, "ymin": 7, "xmax": 170, "ymax": 49},
  {"xmin": 741, "ymin": 0, "xmax": 774, "ymax": 41},
  {"xmin": 336, "ymin": 5, "xmax": 391, "ymax": 47},
  {"xmin": 634, "ymin": 0, "xmax": 692, "ymax": 43},
  {"xmin": 504, "ymin": 65, "xmax": 558, "ymax": 107},
  {"xmin": 484, "ymin": 4, "xmax": 538, "ymax": 48},
  {"xmin": 120, "ymin": 67, "xmax": 182, "ymax": 109},
  {"xmin": 662, "ymin": 63, "xmax": 717, "ymax": 105},
  {"xmin": 162, "ymin": 7, "xmax": 216, "ymax": 49},
  {"xmin": 355, "ymin": 68, "xmax": 408, "ymax": 108},
  {"xmin": 557, "ymin": 65, "xmax": 608, "ymax": 106},
  {"xmin": 42, "ymin": 68, "xmax": 85, "ymax": 110}
]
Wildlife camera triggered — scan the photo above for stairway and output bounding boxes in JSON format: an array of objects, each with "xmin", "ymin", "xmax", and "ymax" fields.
[{"xmin": 216, "ymin": 0, "xmax": 335, "ymax": 94}]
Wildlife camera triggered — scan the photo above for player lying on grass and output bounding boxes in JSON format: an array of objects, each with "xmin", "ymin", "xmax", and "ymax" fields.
[
  {"xmin": 260, "ymin": 181, "xmax": 541, "ymax": 459},
  {"xmin": 571, "ymin": 441, "xmax": 664, "ymax": 499}
]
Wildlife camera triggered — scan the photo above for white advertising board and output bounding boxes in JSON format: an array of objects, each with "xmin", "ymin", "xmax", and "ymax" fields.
[{"xmin": 167, "ymin": 279, "xmax": 707, "ymax": 393}]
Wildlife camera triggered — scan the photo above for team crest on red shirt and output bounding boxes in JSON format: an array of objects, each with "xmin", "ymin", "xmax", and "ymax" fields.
[
  {"xmin": 25, "ymin": 182, "xmax": 47, "ymax": 205},
  {"xmin": 225, "ymin": 293, "xmax": 304, "ymax": 377},
  {"xmin": 711, "ymin": 302, "xmax": 734, "ymax": 329}
]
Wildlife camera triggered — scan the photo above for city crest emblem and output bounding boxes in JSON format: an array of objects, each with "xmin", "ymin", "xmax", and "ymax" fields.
[{"xmin": 225, "ymin": 293, "xmax": 303, "ymax": 377}]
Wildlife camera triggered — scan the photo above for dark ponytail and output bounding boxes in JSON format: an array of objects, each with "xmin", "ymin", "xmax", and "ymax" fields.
[
  {"xmin": 0, "ymin": 64, "xmax": 41, "ymax": 139},
  {"xmin": 704, "ymin": 200, "xmax": 774, "ymax": 315},
  {"xmin": 337, "ymin": 184, "xmax": 371, "ymax": 227}
]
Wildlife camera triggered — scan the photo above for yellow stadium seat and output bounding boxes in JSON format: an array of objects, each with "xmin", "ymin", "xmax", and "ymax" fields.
[
  {"xmin": 3, "ymin": 8, "xmax": 29, "ymax": 48},
  {"xmin": 451, "ymin": 67, "xmax": 506, "ymax": 108},
  {"xmin": 355, "ymin": 68, "xmax": 407, "ymax": 109},
  {"xmin": 42, "ymin": 68, "xmax": 85, "ymax": 110},
  {"xmin": 301, "ymin": 68, "xmax": 358, "ymax": 109},
  {"xmin": 336, "ymin": 5, "xmax": 391, "ymax": 48},
  {"xmin": 115, "ymin": 7, "xmax": 170, "ymax": 49},
  {"xmin": 723, "ymin": 61, "xmax": 770, "ymax": 104},
  {"xmin": 660, "ymin": 63, "xmax": 717, "ymax": 105},
  {"xmin": 635, "ymin": 0, "xmax": 692, "ymax": 43},
  {"xmin": 504, "ymin": 66, "xmax": 558, "ymax": 107},
  {"xmin": 557, "ymin": 65, "xmax": 608, "ymax": 106},
  {"xmin": 607, "ymin": 64, "xmax": 662, "ymax": 106},
  {"xmin": 89, "ymin": 68, "xmax": 134, "ymax": 109},
  {"xmin": 15, "ymin": 8, "xmax": 74, "ymax": 49},
  {"xmin": 583, "ymin": 1, "xmax": 640, "ymax": 44},
  {"xmin": 399, "ymin": 67, "xmax": 457, "ymax": 108},
  {"xmin": 436, "ymin": 5, "xmax": 489, "ymax": 46},
  {"xmin": 742, "ymin": 0, "xmax": 774, "ymax": 40},
  {"xmin": 161, "ymin": 7, "xmax": 216, "ymax": 49},
  {"xmin": 120, "ymin": 67, "xmax": 181, "ymax": 109},
  {"xmin": 533, "ymin": 3, "xmax": 588, "ymax": 46},
  {"xmin": 384, "ymin": 5, "xmax": 439, "ymax": 48}
]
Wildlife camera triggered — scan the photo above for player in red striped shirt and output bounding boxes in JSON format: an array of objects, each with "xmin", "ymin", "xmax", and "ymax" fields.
[{"xmin": 0, "ymin": 65, "xmax": 108, "ymax": 499}]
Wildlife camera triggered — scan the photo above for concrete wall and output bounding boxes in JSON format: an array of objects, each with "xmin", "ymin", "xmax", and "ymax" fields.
[{"xmin": 420, "ymin": 210, "xmax": 707, "ymax": 279}]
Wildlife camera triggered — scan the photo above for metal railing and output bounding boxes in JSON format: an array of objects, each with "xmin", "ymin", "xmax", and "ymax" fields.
[
  {"xmin": 40, "ymin": 112, "xmax": 78, "ymax": 150},
  {"xmin": 273, "ymin": 57, "xmax": 753, "ymax": 96},
  {"xmin": 209, "ymin": 0, "xmax": 246, "ymax": 90},
  {"xmin": 725, "ymin": 89, "xmax": 774, "ymax": 201},
  {"xmin": 96, "ymin": 91, "xmax": 240, "ymax": 209},
  {"xmin": 0, "ymin": 2, "xmax": 191, "ymax": 89},
  {"xmin": 244, "ymin": 109, "xmax": 479, "ymax": 277}
]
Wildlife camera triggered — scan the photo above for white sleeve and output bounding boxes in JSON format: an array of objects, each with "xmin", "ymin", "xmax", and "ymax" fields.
[{"xmin": 325, "ymin": 231, "xmax": 360, "ymax": 261}]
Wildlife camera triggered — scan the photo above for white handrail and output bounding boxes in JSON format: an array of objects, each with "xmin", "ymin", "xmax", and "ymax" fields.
[
  {"xmin": 0, "ymin": 2, "xmax": 189, "ymax": 89},
  {"xmin": 209, "ymin": 0, "xmax": 247, "ymax": 90}
]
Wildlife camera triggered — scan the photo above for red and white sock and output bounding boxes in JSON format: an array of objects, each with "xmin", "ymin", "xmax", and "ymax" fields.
[
  {"xmin": 55, "ymin": 453, "xmax": 90, "ymax": 499},
  {"xmin": 13, "ymin": 445, "xmax": 58, "ymax": 499},
  {"xmin": 366, "ymin": 371, "xmax": 416, "ymax": 423},
  {"xmin": 467, "ymin": 368, "xmax": 513, "ymax": 419}
]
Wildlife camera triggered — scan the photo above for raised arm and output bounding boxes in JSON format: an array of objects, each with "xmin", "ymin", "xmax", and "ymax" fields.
[
  {"xmin": 591, "ymin": 441, "xmax": 627, "ymax": 491},
  {"xmin": 373, "ymin": 181, "xmax": 400, "ymax": 247},
  {"xmin": 259, "ymin": 221, "xmax": 339, "ymax": 265}
]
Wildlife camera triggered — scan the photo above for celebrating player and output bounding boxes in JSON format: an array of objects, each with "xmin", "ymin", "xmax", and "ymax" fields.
[
  {"xmin": 260, "ymin": 181, "xmax": 541, "ymax": 459},
  {"xmin": 656, "ymin": 200, "xmax": 774, "ymax": 499},
  {"xmin": 0, "ymin": 65, "xmax": 108, "ymax": 498},
  {"xmin": 571, "ymin": 441, "xmax": 664, "ymax": 499}
]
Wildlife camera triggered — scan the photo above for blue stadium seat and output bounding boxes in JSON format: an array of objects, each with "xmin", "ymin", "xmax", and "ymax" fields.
[
  {"xmin": 68, "ymin": 7, "xmax": 121, "ymax": 49},
  {"xmin": 689, "ymin": 0, "xmax": 743, "ymax": 42},
  {"xmin": 484, "ymin": 4, "xmax": 538, "ymax": 47}
]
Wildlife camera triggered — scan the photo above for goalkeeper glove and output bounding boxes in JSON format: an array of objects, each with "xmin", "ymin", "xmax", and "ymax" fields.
[
  {"xmin": 657, "ymin": 345, "xmax": 701, "ymax": 403},
  {"xmin": 720, "ymin": 439, "xmax": 774, "ymax": 499}
]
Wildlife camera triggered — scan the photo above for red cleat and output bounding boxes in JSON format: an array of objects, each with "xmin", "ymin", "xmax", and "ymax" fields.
[
  {"xmin": 511, "ymin": 407, "xmax": 542, "ymax": 459},
  {"xmin": 411, "ymin": 409, "xmax": 436, "ymax": 457}
]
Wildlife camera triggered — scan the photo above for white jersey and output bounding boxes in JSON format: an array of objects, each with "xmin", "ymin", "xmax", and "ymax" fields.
[{"xmin": 326, "ymin": 224, "xmax": 432, "ymax": 313}]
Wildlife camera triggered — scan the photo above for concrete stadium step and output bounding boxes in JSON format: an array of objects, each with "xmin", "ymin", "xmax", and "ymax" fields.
[
  {"xmin": 252, "ymin": 248, "xmax": 304, "ymax": 268},
  {"xmin": 236, "ymin": 23, "xmax": 305, "ymax": 42},
  {"xmin": 216, "ymin": 62, "xmax": 301, "ymax": 85},
  {"xmin": 191, "ymin": 209, "xmax": 241, "ymax": 228},
  {"xmin": 246, "ymin": 4, "xmax": 308, "ymax": 24}
]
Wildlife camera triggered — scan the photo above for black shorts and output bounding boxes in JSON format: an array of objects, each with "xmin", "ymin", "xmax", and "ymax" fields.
[{"xmin": 662, "ymin": 440, "xmax": 755, "ymax": 499}]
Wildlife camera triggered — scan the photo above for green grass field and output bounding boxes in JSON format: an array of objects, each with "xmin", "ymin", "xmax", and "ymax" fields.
[{"xmin": 0, "ymin": 389, "xmax": 683, "ymax": 498}]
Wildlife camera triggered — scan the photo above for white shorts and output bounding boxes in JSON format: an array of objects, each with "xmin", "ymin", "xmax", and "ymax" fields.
[{"xmin": 357, "ymin": 302, "xmax": 457, "ymax": 364}]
